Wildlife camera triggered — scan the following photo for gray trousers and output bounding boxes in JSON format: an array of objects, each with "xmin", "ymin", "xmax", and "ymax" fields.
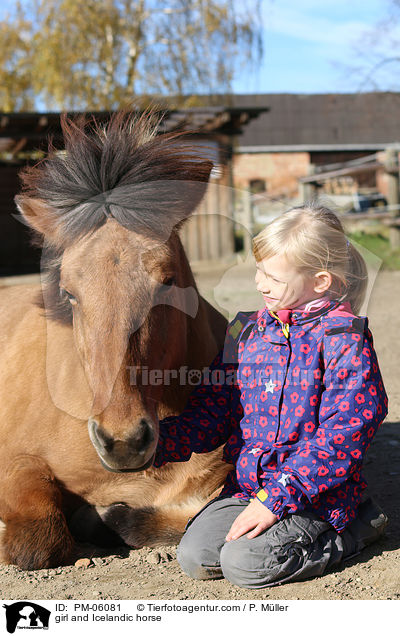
[{"xmin": 177, "ymin": 497, "xmax": 388, "ymax": 589}]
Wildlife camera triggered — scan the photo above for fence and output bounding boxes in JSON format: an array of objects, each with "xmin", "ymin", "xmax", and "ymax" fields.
[{"xmin": 299, "ymin": 148, "xmax": 400, "ymax": 249}]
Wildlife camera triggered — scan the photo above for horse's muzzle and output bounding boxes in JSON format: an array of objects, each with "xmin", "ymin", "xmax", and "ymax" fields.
[{"xmin": 88, "ymin": 417, "xmax": 156, "ymax": 472}]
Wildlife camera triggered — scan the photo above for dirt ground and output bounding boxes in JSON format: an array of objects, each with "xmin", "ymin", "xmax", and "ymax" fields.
[{"xmin": 0, "ymin": 265, "xmax": 399, "ymax": 601}]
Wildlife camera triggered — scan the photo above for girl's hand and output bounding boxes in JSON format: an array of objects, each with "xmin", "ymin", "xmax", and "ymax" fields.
[{"xmin": 225, "ymin": 498, "xmax": 278, "ymax": 541}]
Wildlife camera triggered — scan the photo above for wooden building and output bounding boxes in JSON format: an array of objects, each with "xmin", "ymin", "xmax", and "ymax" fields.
[{"xmin": 230, "ymin": 93, "xmax": 400, "ymax": 202}]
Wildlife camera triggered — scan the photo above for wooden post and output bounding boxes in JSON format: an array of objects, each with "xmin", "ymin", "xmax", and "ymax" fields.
[
  {"xmin": 384, "ymin": 148, "xmax": 400, "ymax": 250},
  {"xmin": 242, "ymin": 188, "xmax": 254, "ymax": 256},
  {"xmin": 299, "ymin": 164, "xmax": 318, "ymax": 204}
]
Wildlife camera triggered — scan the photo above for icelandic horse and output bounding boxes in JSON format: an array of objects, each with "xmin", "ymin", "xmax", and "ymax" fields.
[{"xmin": 0, "ymin": 110, "xmax": 232, "ymax": 569}]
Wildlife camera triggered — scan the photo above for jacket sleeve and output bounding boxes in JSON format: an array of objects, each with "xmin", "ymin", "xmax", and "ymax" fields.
[
  {"xmin": 153, "ymin": 315, "xmax": 246, "ymax": 467},
  {"xmin": 255, "ymin": 319, "xmax": 388, "ymax": 524}
]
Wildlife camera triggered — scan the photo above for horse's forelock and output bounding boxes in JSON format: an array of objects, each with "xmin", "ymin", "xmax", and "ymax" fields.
[{"xmin": 19, "ymin": 109, "xmax": 212, "ymax": 249}]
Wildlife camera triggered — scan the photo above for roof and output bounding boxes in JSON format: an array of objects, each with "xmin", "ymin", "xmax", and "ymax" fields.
[
  {"xmin": 228, "ymin": 93, "xmax": 400, "ymax": 150},
  {"xmin": 0, "ymin": 107, "xmax": 266, "ymax": 159}
]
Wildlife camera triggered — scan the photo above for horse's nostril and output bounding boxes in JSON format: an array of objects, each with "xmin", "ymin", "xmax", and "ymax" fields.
[
  {"xmin": 90, "ymin": 419, "xmax": 114, "ymax": 452},
  {"xmin": 89, "ymin": 417, "xmax": 155, "ymax": 455}
]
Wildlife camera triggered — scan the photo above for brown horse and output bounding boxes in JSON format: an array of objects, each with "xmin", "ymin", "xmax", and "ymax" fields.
[{"xmin": 0, "ymin": 110, "xmax": 231, "ymax": 570}]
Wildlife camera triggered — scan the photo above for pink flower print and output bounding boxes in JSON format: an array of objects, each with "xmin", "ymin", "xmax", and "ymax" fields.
[
  {"xmin": 295, "ymin": 405, "xmax": 305, "ymax": 417},
  {"xmin": 304, "ymin": 421, "xmax": 315, "ymax": 433},
  {"xmin": 335, "ymin": 467, "xmax": 346, "ymax": 477},
  {"xmin": 300, "ymin": 344, "xmax": 311, "ymax": 354},
  {"xmin": 299, "ymin": 465, "xmax": 310, "ymax": 476},
  {"xmin": 363, "ymin": 409, "xmax": 373, "ymax": 420},
  {"xmin": 352, "ymin": 431, "xmax": 362, "ymax": 442},
  {"xmin": 338, "ymin": 401, "xmax": 350, "ymax": 412},
  {"xmin": 355, "ymin": 393, "xmax": 365, "ymax": 404},
  {"xmin": 333, "ymin": 434, "xmax": 345, "ymax": 445},
  {"xmin": 259, "ymin": 416, "xmax": 268, "ymax": 428},
  {"xmin": 318, "ymin": 466, "xmax": 329, "ymax": 476},
  {"xmin": 338, "ymin": 368, "xmax": 348, "ymax": 380},
  {"xmin": 289, "ymin": 432, "xmax": 299, "ymax": 442}
]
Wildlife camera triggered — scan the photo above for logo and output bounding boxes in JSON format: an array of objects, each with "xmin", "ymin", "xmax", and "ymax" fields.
[{"xmin": 3, "ymin": 602, "xmax": 50, "ymax": 633}]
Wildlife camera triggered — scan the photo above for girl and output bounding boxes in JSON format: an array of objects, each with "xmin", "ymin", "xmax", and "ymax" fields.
[{"xmin": 154, "ymin": 204, "xmax": 389, "ymax": 588}]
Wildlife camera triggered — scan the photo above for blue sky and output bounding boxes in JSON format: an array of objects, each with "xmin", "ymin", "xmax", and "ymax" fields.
[
  {"xmin": 233, "ymin": 0, "xmax": 394, "ymax": 94},
  {"xmin": 0, "ymin": 0, "xmax": 396, "ymax": 96}
]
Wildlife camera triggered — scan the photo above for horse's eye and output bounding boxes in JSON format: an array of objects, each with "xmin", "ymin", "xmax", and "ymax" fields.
[
  {"xmin": 162, "ymin": 276, "xmax": 176, "ymax": 287},
  {"xmin": 60, "ymin": 288, "xmax": 78, "ymax": 305}
]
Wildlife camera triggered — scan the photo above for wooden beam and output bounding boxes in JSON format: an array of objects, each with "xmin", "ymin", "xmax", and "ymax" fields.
[{"xmin": 299, "ymin": 162, "xmax": 382, "ymax": 183}]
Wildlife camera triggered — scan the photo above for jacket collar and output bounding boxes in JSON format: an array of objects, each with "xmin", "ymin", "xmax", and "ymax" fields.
[{"xmin": 255, "ymin": 299, "xmax": 354, "ymax": 329}]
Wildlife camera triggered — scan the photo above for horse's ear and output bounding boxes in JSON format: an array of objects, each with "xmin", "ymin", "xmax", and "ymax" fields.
[{"xmin": 14, "ymin": 196, "xmax": 61, "ymax": 244}]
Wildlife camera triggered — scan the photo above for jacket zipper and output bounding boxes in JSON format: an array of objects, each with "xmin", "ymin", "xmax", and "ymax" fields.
[{"xmin": 270, "ymin": 311, "xmax": 291, "ymax": 442}]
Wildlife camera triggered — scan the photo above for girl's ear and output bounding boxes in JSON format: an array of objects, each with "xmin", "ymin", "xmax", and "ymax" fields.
[
  {"xmin": 14, "ymin": 196, "xmax": 61, "ymax": 244},
  {"xmin": 314, "ymin": 270, "xmax": 332, "ymax": 293}
]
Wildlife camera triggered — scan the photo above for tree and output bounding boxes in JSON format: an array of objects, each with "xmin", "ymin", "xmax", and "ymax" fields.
[
  {"xmin": 346, "ymin": 1, "xmax": 400, "ymax": 91},
  {"xmin": 0, "ymin": 0, "xmax": 263, "ymax": 111}
]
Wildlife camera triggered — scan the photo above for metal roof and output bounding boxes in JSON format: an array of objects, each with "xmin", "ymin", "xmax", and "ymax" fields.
[{"xmin": 229, "ymin": 93, "xmax": 400, "ymax": 149}]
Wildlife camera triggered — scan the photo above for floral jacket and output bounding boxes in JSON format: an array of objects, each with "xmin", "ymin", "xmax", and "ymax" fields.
[{"xmin": 154, "ymin": 300, "xmax": 388, "ymax": 532}]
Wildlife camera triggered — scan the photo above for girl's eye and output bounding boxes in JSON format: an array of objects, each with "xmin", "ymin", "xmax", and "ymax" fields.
[{"xmin": 60, "ymin": 288, "xmax": 78, "ymax": 305}]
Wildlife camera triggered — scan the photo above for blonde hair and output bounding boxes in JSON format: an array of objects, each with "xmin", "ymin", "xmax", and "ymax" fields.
[{"xmin": 252, "ymin": 203, "xmax": 368, "ymax": 314}]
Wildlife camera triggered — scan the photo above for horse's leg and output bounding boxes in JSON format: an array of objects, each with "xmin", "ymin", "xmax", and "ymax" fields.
[
  {"xmin": 0, "ymin": 455, "xmax": 73, "ymax": 570},
  {"xmin": 69, "ymin": 500, "xmax": 207, "ymax": 549}
]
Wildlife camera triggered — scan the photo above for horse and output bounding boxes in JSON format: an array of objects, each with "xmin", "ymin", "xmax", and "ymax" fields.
[{"xmin": 0, "ymin": 109, "xmax": 232, "ymax": 570}]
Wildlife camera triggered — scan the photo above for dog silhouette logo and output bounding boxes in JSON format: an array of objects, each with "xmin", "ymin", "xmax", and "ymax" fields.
[{"xmin": 3, "ymin": 602, "xmax": 50, "ymax": 633}]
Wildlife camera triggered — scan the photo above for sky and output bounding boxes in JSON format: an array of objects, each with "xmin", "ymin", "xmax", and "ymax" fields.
[
  {"xmin": 233, "ymin": 0, "xmax": 396, "ymax": 94},
  {"xmin": 0, "ymin": 0, "xmax": 397, "ymax": 97}
]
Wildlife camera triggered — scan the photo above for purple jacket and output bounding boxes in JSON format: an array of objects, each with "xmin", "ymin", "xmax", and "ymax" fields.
[{"xmin": 155, "ymin": 300, "xmax": 388, "ymax": 532}]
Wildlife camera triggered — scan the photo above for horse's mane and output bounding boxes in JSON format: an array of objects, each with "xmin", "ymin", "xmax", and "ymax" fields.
[
  {"xmin": 20, "ymin": 108, "xmax": 212, "ymax": 324},
  {"xmin": 20, "ymin": 108, "xmax": 212, "ymax": 248}
]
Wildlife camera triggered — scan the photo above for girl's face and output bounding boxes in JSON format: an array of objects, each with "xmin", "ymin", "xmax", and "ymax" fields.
[{"xmin": 255, "ymin": 253, "xmax": 324, "ymax": 311}]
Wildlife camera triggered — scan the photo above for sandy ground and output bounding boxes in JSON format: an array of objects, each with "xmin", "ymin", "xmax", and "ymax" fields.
[{"xmin": 0, "ymin": 264, "xmax": 399, "ymax": 601}]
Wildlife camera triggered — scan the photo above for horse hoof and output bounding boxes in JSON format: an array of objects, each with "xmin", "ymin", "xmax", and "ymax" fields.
[{"xmin": 69, "ymin": 504, "xmax": 126, "ymax": 547}]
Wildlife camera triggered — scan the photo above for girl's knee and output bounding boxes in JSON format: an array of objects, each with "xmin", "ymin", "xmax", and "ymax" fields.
[
  {"xmin": 220, "ymin": 539, "xmax": 278, "ymax": 589},
  {"xmin": 176, "ymin": 534, "xmax": 222, "ymax": 581}
]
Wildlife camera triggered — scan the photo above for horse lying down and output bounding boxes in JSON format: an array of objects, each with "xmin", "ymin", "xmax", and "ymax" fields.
[{"xmin": 0, "ymin": 110, "xmax": 232, "ymax": 570}]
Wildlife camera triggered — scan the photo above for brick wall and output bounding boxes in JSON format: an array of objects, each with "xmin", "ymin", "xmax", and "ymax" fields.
[{"xmin": 233, "ymin": 152, "xmax": 310, "ymax": 198}]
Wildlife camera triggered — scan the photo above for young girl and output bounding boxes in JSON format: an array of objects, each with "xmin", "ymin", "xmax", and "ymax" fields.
[{"xmin": 154, "ymin": 204, "xmax": 389, "ymax": 588}]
